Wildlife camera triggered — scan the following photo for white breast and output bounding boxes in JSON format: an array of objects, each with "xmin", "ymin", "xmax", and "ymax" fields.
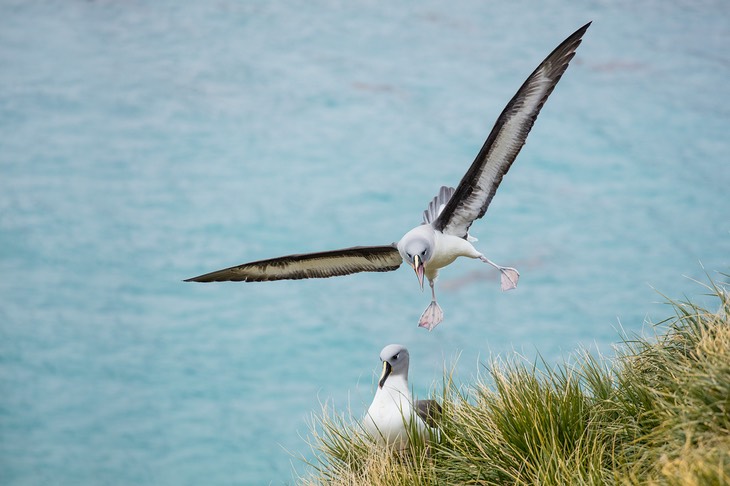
[
  {"xmin": 427, "ymin": 231, "xmax": 481, "ymax": 277},
  {"xmin": 363, "ymin": 376, "xmax": 425, "ymax": 449}
]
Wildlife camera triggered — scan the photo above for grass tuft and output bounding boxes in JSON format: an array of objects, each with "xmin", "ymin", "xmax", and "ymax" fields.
[{"xmin": 300, "ymin": 277, "xmax": 730, "ymax": 485}]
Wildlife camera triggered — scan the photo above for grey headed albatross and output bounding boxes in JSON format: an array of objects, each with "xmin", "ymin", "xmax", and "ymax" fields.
[
  {"xmin": 362, "ymin": 344, "xmax": 441, "ymax": 449},
  {"xmin": 186, "ymin": 23, "xmax": 591, "ymax": 330}
]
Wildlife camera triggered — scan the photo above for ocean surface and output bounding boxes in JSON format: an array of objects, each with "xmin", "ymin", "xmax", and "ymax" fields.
[{"xmin": 1, "ymin": 0, "xmax": 728, "ymax": 484}]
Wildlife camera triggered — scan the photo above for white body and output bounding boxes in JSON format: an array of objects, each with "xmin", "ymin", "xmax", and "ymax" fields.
[
  {"xmin": 398, "ymin": 224, "xmax": 482, "ymax": 281},
  {"xmin": 427, "ymin": 230, "xmax": 482, "ymax": 280},
  {"xmin": 363, "ymin": 373, "xmax": 426, "ymax": 449}
]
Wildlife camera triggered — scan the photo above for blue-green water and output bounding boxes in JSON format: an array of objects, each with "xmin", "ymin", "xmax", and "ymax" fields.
[{"xmin": 1, "ymin": 1, "xmax": 728, "ymax": 484}]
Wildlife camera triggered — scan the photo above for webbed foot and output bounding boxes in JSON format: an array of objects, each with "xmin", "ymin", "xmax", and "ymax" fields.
[
  {"xmin": 499, "ymin": 267, "xmax": 520, "ymax": 291},
  {"xmin": 479, "ymin": 256, "xmax": 520, "ymax": 291},
  {"xmin": 418, "ymin": 301, "xmax": 443, "ymax": 331}
]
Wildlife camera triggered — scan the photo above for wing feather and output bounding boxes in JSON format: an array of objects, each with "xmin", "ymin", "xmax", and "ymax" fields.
[
  {"xmin": 415, "ymin": 399, "xmax": 442, "ymax": 429},
  {"xmin": 185, "ymin": 245, "xmax": 403, "ymax": 282},
  {"xmin": 422, "ymin": 186, "xmax": 455, "ymax": 224},
  {"xmin": 434, "ymin": 22, "xmax": 591, "ymax": 238}
]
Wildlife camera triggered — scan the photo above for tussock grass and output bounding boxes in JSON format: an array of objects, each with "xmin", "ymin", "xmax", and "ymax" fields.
[{"xmin": 299, "ymin": 278, "xmax": 730, "ymax": 485}]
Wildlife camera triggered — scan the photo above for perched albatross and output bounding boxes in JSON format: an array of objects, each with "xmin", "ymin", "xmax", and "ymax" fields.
[
  {"xmin": 362, "ymin": 344, "xmax": 440, "ymax": 449},
  {"xmin": 186, "ymin": 23, "xmax": 591, "ymax": 330}
]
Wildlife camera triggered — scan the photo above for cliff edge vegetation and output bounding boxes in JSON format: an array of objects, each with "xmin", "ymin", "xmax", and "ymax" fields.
[{"xmin": 301, "ymin": 277, "xmax": 729, "ymax": 485}]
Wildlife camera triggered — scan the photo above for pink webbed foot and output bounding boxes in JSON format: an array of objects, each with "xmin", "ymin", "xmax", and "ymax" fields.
[
  {"xmin": 418, "ymin": 301, "xmax": 444, "ymax": 331},
  {"xmin": 479, "ymin": 256, "xmax": 520, "ymax": 291},
  {"xmin": 499, "ymin": 267, "xmax": 520, "ymax": 291}
]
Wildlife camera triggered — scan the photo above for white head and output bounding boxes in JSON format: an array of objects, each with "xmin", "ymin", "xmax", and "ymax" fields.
[
  {"xmin": 377, "ymin": 344, "xmax": 410, "ymax": 388},
  {"xmin": 397, "ymin": 225, "xmax": 435, "ymax": 290}
]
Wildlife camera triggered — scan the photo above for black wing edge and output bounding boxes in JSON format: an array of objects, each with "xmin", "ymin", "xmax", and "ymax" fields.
[
  {"xmin": 433, "ymin": 21, "xmax": 591, "ymax": 237},
  {"xmin": 183, "ymin": 244, "xmax": 402, "ymax": 283}
]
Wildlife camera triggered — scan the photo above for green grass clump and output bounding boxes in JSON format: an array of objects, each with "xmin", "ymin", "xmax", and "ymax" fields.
[{"xmin": 299, "ymin": 278, "xmax": 730, "ymax": 485}]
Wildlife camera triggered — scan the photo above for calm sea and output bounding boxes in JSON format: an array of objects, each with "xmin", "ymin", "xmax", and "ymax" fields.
[{"xmin": 1, "ymin": 0, "xmax": 728, "ymax": 484}]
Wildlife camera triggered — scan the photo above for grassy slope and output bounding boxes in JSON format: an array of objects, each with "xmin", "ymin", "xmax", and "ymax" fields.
[{"xmin": 300, "ymin": 279, "xmax": 730, "ymax": 485}]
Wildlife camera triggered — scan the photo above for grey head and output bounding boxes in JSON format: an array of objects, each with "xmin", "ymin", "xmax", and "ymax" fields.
[
  {"xmin": 378, "ymin": 344, "xmax": 410, "ymax": 388},
  {"xmin": 397, "ymin": 225, "xmax": 435, "ymax": 290}
]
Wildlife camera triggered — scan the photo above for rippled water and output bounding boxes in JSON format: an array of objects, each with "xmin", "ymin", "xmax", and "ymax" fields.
[{"xmin": 1, "ymin": 1, "xmax": 728, "ymax": 484}]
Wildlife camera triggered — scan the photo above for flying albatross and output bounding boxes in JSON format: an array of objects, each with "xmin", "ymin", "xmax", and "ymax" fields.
[
  {"xmin": 362, "ymin": 344, "xmax": 440, "ymax": 449},
  {"xmin": 186, "ymin": 23, "xmax": 591, "ymax": 330}
]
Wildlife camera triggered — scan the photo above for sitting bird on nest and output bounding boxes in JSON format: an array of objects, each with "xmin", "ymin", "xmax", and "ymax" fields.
[{"xmin": 363, "ymin": 344, "xmax": 441, "ymax": 449}]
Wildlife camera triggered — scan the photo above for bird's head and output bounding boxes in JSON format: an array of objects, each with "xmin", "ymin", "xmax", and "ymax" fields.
[
  {"xmin": 378, "ymin": 344, "xmax": 410, "ymax": 388},
  {"xmin": 397, "ymin": 227, "xmax": 434, "ymax": 291}
]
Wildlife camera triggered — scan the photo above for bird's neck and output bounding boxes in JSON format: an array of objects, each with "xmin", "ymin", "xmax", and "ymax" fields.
[{"xmin": 376, "ymin": 373, "xmax": 411, "ymax": 404}]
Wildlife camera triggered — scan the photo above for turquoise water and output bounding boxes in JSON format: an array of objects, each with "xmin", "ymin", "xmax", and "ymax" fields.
[{"xmin": 1, "ymin": 1, "xmax": 728, "ymax": 484}]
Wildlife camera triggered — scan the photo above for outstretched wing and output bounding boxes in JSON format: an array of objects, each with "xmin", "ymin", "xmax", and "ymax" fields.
[
  {"xmin": 185, "ymin": 245, "xmax": 403, "ymax": 282},
  {"xmin": 434, "ymin": 22, "xmax": 591, "ymax": 238}
]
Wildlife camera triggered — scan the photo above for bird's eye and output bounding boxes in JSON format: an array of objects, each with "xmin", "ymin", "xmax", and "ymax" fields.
[
  {"xmin": 421, "ymin": 250, "xmax": 426, "ymax": 256},
  {"xmin": 392, "ymin": 354, "xmax": 398, "ymax": 360}
]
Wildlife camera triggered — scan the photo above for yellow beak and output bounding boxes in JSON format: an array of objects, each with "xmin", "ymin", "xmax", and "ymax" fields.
[
  {"xmin": 412, "ymin": 254, "xmax": 425, "ymax": 290},
  {"xmin": 378, "ymin": 361, "xmax": 392, "ymax": 388}
]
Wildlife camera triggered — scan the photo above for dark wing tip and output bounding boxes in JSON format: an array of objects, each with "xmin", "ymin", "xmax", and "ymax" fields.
[
  {"xmin": 183, "ymin": 268, "xmax": 246, "ymax": 283},
  {"xmin": 549, "ymin": 21, "xmax": 591, "ymax": 68}
]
